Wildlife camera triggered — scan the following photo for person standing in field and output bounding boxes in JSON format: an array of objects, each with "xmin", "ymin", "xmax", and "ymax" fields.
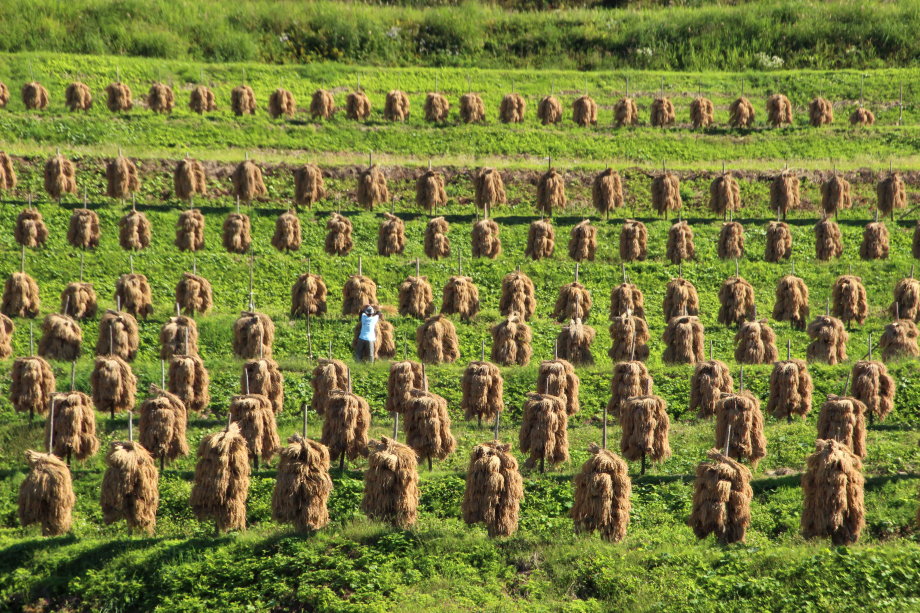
[{"xmin": 356, "ymin": 304, "xmax": 380, "ymax": 363}]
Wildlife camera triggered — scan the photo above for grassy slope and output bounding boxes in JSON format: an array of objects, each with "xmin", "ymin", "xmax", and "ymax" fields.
[
  {"xmin": 3, "ymin": 0, "xmax": 920, "ymax": 70},
  {"xmin": 3, "ymin": 53, "xmax": 920, "ymax": 168},
  {"xmin": 0, "ymin": 158, "xmax": 917, "ymax": 611}
]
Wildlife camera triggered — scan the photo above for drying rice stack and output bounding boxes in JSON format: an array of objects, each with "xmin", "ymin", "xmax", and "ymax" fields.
[
  {"xmin": 310, "ymin": 359, "xmax": 348, "ymax": 417},
  {"xmin": 806, "ymin": 315, "xmax": 849, "ymax": 364},
  {"xmin": 734, "ymin": 319, "xmax": 778, "ymax": 365},
  {"xmin": 499, "ymin": 93, "xmax": 526, "ymax": 123},
  {"xmin": 689, "ymin": 450, "xmax": 753, "ymax": 544},
  {"xmin": 474, "ymin": 168, "xmax": 506, "ymax": 210},
  {"xmin": 361, "ymin": 437, "xmax": 419, "ymax": 528},
  {"xmin": 441, "ymin": 273, "xmax": 480, "ymax": 321},
  {"xmin": 809, "ymin": 97, "xmax": 834, "ymax": 126},
  {"xmin": 22, "ymin": 82, "xmax": 50, "ymax": 110},
  {"xmin": 764, "ymin": 221, "xmax": 793, "ymax": 262},
  {"xmin": 417, "ymin": 170, "xmax": 448, "ymax": 212},
  {"xmin": 651, "ymin": 173, "xmax": 682, "ymax": 216},
  {"xmin": 222, "ymin": 211, "xmax": 252, "ymax": 254},
  {"xmin": 325, "ymin": 213, "xmax": 353, "ymax": 256},
  {"xmin": 690, "ymin": 96, "xmax": 714, "ymax": 128},
  {"xmin": 15, "ymin": 209, "xmax": 49, "ymax": 248},
  {"xmin": 572, "ymin": 95, "xmax": 598, "ymax": 126},
  {"xmin": 44, "ymin": 154, "xmax": 77, "ymax": 200},
  {"xmin": 228, "ymin": 393, "xmax": 281, "ymax": 463},
  {"xmin": 377, "ymin": 213, "xmax": 405, "ymax": 255},
  {"xmin": 608, "ymin": 312, "xmax": 650, "ymax": 362},
  {"xmin": 832, "ymin": 274, "xmax": 868, "ymax": 325},
  {"xmin": 232, "ymin": 311, "xmax": 274, "ymax": 359},
  {"xmin": 850, "ymin": 360, "xmax": 895, "ymax": 422},
  {"xmin": 820, "ymin": 174, "xmax": 851, "ymax": 216},
  {"xmin": 268, "ymin": 88, "xmax": 296, "ymax": 119},
  {"xmin": 60, "ymin": 282, "xmax": 97, "ymax": 320},
  {"xmin": 168, "ymin": 352, "xmax": 210, "ymax": 414},
  {"xmin": 424, "ymin": 217, "xmax": 451, "ymax": 259},
  {"xmin": 537, "ymin": 95, "xmax": 562, "ymax": 125},
  {"xmin": 2, "ymin": 271, "xmax": 41, "ymax": 318},
  {"xmin": 879, "ymin": 318, "xmax": 920, "ymax": 361},
  {"xmin": 341, "ymin": 273, "xmax": 377, "ymax": 316},
  {"xmin": 114, "ymin": 273, "xmax": 153, "ymax": 319},
  {"xmin": 536, "ymin": 169, "xmax": 567, "ymax": 214},
  {"xmin": 770, "ymin": 173, "xmax": 800, "ymax": 218},
  {"xmin": 416, "ymin": 314, "xmax": 460, "ymax": 364},
  {"xmin": 384, "ymin": 90, "xmax": 410, "ymax": 121},
  {"xmin": 557, "ymin": 318, "xmax": 595, "ymax": 365},
  {"xmin": 728, "ymin": 96, "xmax": 755, "ymax": 128},
  {"xmin": 459, "ymin": 93, "xmax": 485, "ymax": 123},
  {"xmin": 877, "ymin": 172, "xmax": 906, "ymax": 218},
  {"xmin": 67, "ymin": 208, "xmax": 100, "ymax": 249},
  {"xmin": 766, "ymin": 93, "xmax": 793, "ymax": 126},
  {"xmin": 610, "ymin": 282, "xmax": 645, "ymax": 319},
  {"xmin": 766, "ymin": 359, "xmax": 813, "ymax": 420},
  {"xmin": 463, "ymin": 441, "xmax": 524, "ymax": 537},
  {"xmin": 46, "ymin": 391, "xmax": 99, "ymax": 462},
  {"xmin": 175, "ymin": 272, "xmax": 213, "ymax": 315},
  {"xmin": 859, "ymin": 222, "xmax": 889, "ymax": 260},
  {"xmin": 571, "ymin": 444, "xmax": 632, "ymax": 542},
  {"xmin": 65, "ymin": 82, "xmax": 92, "ymax": 111},
  {"xmin": 398, "ymin": 272, "xmax": 433, "ymax": 319},
  {"xmin": 18, "ymin": 450, "xmax": 75, "ymax": 536},
  {"xmin": 499, "ymin": 270, "xmax": 536, "ymax": 320},
  {"xmin": 490, "ymin": 315, "xmax": 532, "ymax": 367},
  {"xmin": 272, "ymin": 211, "xmax": 302, "ymax": 252},
  {"xmin": 814, "ymin": 217, "xmax": 843, "ymax": 261},
  {"xmin": 607, "ymin": 360, "xmax": 653, "ymax": 418},
  {"xmin": 613, "ymin": 97, "xmax": 638, "ymax": 126},
  {"xmin": 231, "ymin": 85, "xmax": 257, "ymax": 115},
  {"xmin": 174, "ymin": 209, "xmax": 205, "ymax": 252},
  {"xmin": 568, "ymin": 220, "xmax": 597, "ymax": 261},
  {"xmin": 850, "ymin": 106, "xmax": 875, "ymax": 126},
  {"xmin": 801, "ymin": 439, "xmax": 864, "ymax": 545},
  {"xmin": 773, "ymin": 274, "xmax": 810, "ymax": 330},
  {"xmin": 309, "ymin": 89, "xmax": 335, "ymax": 120},
  {"xmin": 190, "ymin": 423, "xmax": 250, "ymax": 532},
  {"xmin": 404, "ymin": 388, "xmax": 456, "ymax": 466},
  {"xmin": 619, "ymin": 394, "xmax": 671, "ymax": 466},
  {"xmin": 147, "ymin": 82, "xmax": 175, "ymax": 113},
  {"xmin": 90, "ymin": 353, "xmax": 136, "ymax": 417},
  {"xmin": 189, "ymin": 85, "xmax": 217, "ymax": 114},
  {"xmin": 817, "ymin": 395, "xmax": 867, "ymax": 458},
  {"xmin": 717, "ymin": 221, "xmax": 744, "ymax": 260},
  {"xmin": 385, "ymin": 360, "xmax": 426, "ymax": 415},
  {"xmin": 346, "ymin": 90, "xmax": 371, "ymax": 120},
  {"xmin": 231, "ymin": 160, "xmax": 266, "ymax": 202},
  {"xmin": 38, "ymin": 312, "xmax": 82, "ymax": 362},
  {"xmin": 717, "ymin": 274, "xmax": 755, "ymax": 326},
  {"xmin": 715, "ymin": 390, "xmax": 767, "ymax": 466},
  {"xmin": 461, "ymin": 360, "xmax": 503, "ymax": 423},
  {"xmin": 10, "ymin": 355, "xmax": 55, "ymax": 417},
  {"xmin": 105, "ymin": 80, "xmax": 132, "ymax": 113},
  {"xmin": 294, "ymin": 164, "xmax": 326, "ymax": 207},
  {"xmin": 424, "ymin": 92, "xmax": 450, "ymax": 122},
  {"xmin": 241, "ymin": 357, "xmax": 285, "ymax": 414},
  {"xmin": 710, "ymin": 173, "xmax": 741, "ymax": 218},
  {"xmin": 553, "ymin": 278, "xmax": 592, "ymax": 322},
  {"xmin": 650, "ymin": 96, "xmax": 675, "ymax": 127},
  {"xmin": 471, "ymin": 218, "xmax": 502, "ymax": 259},
  {"xmin": 518, "ymin": 392, "xmax": 569, "ymax": 470},
  {"xmin": 272, "ymin": 434, "xmax": 333, "ymax": 532},
  {"xmin": 662, "ymin": 276, "xmax": 700, "ymax": 320},
  {"xmin": 592, "ymin": 168, "xmax": 624, "ymax": 215},
  {"xmin": 662, "ymin": 314, "xmax": 705, "ymax": 365},
  {"xmin": 105, "ymin": 155, "xmax": 140, "ymax": 200},
  {"xmin": 100, "ymin": 440, "xmax": 160, "ymax": 533},
  {"xmin": 118, "ymin": 208, "xmax": 152, "ymax": 251},
  {"xmin": 689, "ymin": 359, "xmax": 733, "ymax": 418},
  {"xmin": 525, "ymin": 219, "xmax": 555, "ymax": 260},
  {"xmin": 619, "ymin": 220, "xmax": 648, "ymax": 261},
  {"xmin": 175, "ymin": 164, "xmax": 210, "ymax": 208},
  {"xmin": 666, "ymin": 220, "xmax": 695, "ymax": 264},
  {"xmin": 357, "ymin": 166, "xmax": 390, "ymax": 210},
  {"xmin": 536, "ymin": 358, "xmax": 580, "ymax": 417},
  {"xmin": 138, "ymin": 386, "xmax": 189, "ymax": 466},
  {"xmin": 290, "ymin": 272, "xmax": 327, "ymax": 318}
]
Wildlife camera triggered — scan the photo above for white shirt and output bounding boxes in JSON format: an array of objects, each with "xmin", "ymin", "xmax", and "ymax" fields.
[{"xmin": 359, "ymin": 312, "xmax": 379, "ymax": 341}]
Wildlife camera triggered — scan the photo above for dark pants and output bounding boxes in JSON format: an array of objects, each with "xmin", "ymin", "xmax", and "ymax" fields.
[{"xmin": 354, "ymin": 339, "xmax": 375, "ymax": 363}]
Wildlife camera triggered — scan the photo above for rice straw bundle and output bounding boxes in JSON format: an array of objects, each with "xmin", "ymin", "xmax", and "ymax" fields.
[
  {"xmin": 463, "ymin": 441, "xmax": 524, "ymax": 537},
  {"xmin": 190, "ymin": 423, "xmax": 250, "ymax": 532}
]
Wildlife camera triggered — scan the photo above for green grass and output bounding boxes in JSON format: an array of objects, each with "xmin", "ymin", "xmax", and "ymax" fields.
[
  {"xmin": 0, "ymin": 154, "xmax": 918, "ymax": 611},
  {"xmin": 4, "ymin": 0, "xmax": 920, "ymax": 70},
  {"xmin": 4, "ymin": 53, "xmax": 920, "ymax": 168}
]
